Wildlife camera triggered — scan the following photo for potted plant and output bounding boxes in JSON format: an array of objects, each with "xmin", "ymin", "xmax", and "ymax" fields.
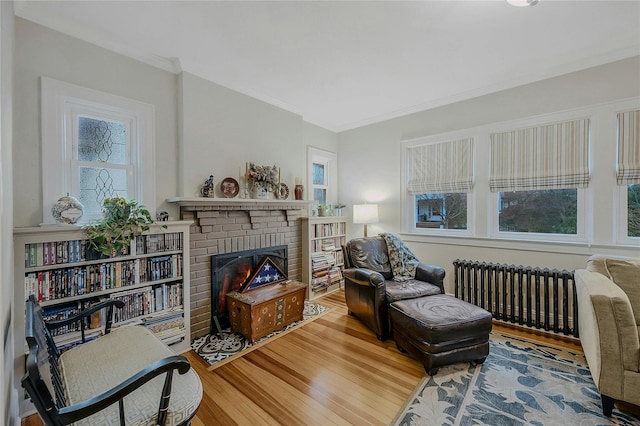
[
  {"xmin": 84, "ymin": 196, "xmax": 157, "ymax": 257},
  {"xmin": 317, "ymin": 204, "xmax": 328, "ymax": 217}
]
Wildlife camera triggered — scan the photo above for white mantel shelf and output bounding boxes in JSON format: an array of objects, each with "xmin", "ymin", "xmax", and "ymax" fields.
[
  {"xmin": 166, "ymin": 197, "xmax": 313, "ymax": 210},
  {"xmin": 167, "ymin": 197, "xmax": 313, "ymax": 228}
]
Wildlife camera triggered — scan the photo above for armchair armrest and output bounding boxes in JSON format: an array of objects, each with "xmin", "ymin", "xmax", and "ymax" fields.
[
  {"xmin": 57, "ymin": 355, "xmax": 191, "ymax": 425},
  {"xmin": 415, "ymin": 263, "xmax": 445, "ymax": 292},
  {"xmin": 45, "ymin": 299, "xmax": 125, "ymax": 341},
  {"xmin": 575, "ymin": 269, "xmax": 640, "ymax": 397},
  {"xmin": 343, "ymin": 268, "xmax": 386, "ymax": 288}
]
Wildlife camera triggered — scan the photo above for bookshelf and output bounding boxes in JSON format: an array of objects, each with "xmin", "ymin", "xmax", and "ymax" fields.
[
  {"xmin": 301, "ymin": 216, "xmax": 347, "ymax": 300},
  {"xmin": 14, "ymin": 221, "xmax": 192, "ymax": 394}
]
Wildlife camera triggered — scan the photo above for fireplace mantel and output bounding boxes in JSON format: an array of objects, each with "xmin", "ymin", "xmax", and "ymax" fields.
[
  {"xmin": 169, "ymin": 196, "xmax": 309, "ymax": 338},
  {"xmin": 167, "ymin": 197, "xmax": 312, "ymax": 228},
  {"xmin": 167, "ymin": 197, "xmax": 312, "ymax": 210}
]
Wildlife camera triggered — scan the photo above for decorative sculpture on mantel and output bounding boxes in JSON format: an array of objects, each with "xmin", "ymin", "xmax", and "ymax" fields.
[{"xmin": 201, "ymin": 175, "xmax": 215, "ymax": 198}]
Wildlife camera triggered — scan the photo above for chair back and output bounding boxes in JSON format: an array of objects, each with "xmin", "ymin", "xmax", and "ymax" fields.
[
  {"xmin": 343, "ymin": 236, "xmax": 393, "ymax": 280},
  {"xmin": 22, "ymin": 296, "xmax": 65, "ymax": 425}
]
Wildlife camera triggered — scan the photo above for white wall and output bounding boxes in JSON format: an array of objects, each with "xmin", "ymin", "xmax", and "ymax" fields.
[
  {"xmin": 178, "ymin": 72, "xmax": 337, "ymax": 198},
  {"xmin": 10, "ymin": 19, "xmax": 338, "ymax": 421},
  {"xmin": 1, "ymin": 2, "xmax": 16, "ymax": 424},
  {"xmin": 12, "ymin": 19, "xmax": 338, "ymax": 226},
  {"xmin": 13, "ymin": 18, "xmax": 179, "ymax": 225},
  {"xmin": 338, "ymin": 57, "xmax": 640, "ymax": 292}
]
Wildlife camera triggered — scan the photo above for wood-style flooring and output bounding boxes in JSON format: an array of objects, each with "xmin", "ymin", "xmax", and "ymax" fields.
[{"xmin": 23, "ymin": 290, "xmax": 638, "ymax": 425}]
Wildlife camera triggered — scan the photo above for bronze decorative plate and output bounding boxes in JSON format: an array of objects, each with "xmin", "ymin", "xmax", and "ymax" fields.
[{"xmin": 220, "ymin": 177, "xmax": 239, "ymax": 198}]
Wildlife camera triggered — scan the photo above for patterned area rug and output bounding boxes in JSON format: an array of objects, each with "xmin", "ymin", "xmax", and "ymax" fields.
[
  {"xmin": 392, "ymin": 332, "xmax": 639, "ymax": 425},
  {"xmin": 191, "ymin": 300, "xmax": 328, "ymax": 368}
]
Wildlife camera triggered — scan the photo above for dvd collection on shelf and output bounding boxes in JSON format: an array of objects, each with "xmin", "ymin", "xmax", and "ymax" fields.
[
  {"xmin": 109, "ymin": 283, "xmax": 185, "ymax": 346},
  {"xmin": 39, "ymin": 282, "xmax": 186, "ymax": 351},
  {"xmin": 23, "ymin": 232, "xmax": 183, "ymax": 268},
  {"xmin": 24, "ymin": 254, "xmax": 183, "ymax": 302},
  {"xmin": 20, "ymin": 231, "xmax": 187, "ymax": 351}
]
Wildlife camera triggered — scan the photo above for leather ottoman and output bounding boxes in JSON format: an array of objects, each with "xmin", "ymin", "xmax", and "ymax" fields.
[{"xmin": 389, "ymin": 294, "xmax": 492, "ymax": 375}]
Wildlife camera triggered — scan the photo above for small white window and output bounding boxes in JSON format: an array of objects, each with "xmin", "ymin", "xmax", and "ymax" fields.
[
  {"xmin": 308, "ymin": 146, "xmax": 337, "ymax": 207},
  {"xmin": 616, "ymin": 109, "xmax": 640, "ymax": 243},
  {"xmin": 620, "ymin": 184, "xmax": 640, "ymax": 241},
  {"xmin": 42, "ymin": 77, "xmax": 155, "ymax": 224}
]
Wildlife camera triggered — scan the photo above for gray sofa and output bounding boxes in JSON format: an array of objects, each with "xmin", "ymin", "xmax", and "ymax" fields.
[{"xmin": 575, "ymin": 255, "xmax": 640, "ymax": 416}]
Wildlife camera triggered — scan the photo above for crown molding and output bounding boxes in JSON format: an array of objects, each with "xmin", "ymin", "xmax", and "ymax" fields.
[
  {"xmin": 14, "ymin": 1, "xmax": 181, "ymax": 74},
  {"xmin": 332, "ymin": 46, "xmax": 640, "ymax": 133}
]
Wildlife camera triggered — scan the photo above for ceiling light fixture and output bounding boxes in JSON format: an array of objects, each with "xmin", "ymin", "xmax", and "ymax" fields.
[{"xmin": 506, "ymin": 0, "xmax": 539, "ymax": 6}]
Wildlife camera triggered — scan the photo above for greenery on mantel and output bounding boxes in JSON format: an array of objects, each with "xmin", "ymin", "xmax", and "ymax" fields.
[{"xmin": 83, "ymin": 196, "xmax": 160, "ymax": 257}]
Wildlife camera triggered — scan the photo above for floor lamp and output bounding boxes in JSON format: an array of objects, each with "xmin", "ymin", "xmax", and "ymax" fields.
[{"xmin": 353, "ymin": 204, "xmax": 379, "ymax": 237}]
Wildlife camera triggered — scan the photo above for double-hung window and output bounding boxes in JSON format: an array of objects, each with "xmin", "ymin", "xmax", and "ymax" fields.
[
  {"xmin": 42, "ymin": 77, "xmax": 155, "ymax": 224},
  {"xmin": 616, "ymin": 109, "xmax": 640, "ymax": 242},
  {"xmin": 489, "ymin": 119, "xmax": 590, "ymax": 239},
  {"xmin": 308, "ymin": 147, "xmax": 337, "ymax": 206},
  {"xmin": 406, "ymin": 138, "xmax": 475, "ymax": 233}
]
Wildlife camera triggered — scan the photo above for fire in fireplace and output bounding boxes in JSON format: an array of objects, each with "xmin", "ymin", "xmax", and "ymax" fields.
[{"xmin": 210, "ymin": 245, "xmax": 288, "ymax": 334}]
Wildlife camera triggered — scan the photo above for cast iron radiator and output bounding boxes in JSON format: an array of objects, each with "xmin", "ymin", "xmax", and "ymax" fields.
[{"xmin": 453, "ymin": 259, "xmax": 578, "ymax": 338}]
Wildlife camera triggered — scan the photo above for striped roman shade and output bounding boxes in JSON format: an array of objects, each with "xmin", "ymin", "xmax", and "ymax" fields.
[
  {"xmin": 407, "ymin": 138, "xmax": 474, "ymax": 194},
  {"xmin": 617, "ymin": 109, "xmax": 640, "ymax": 184},
  {"xmin": 489, "ymin": 119, "xmax": 590, "ymax": 192}
]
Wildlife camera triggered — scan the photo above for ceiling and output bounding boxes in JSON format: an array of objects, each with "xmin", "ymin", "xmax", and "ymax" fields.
[{"xmin": 13, "ymin": 0, "xmax": 640, "ymax": 132}]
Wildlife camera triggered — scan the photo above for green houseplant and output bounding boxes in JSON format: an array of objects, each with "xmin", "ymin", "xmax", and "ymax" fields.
[{"xmin": 84, "ymin": 196, "xmax": 157, "ymax": 257}]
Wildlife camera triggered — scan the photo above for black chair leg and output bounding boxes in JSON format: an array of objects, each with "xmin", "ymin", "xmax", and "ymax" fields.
[{"xmin": 601, "ymin": 394, "xmax": 615, "ymax": 417}]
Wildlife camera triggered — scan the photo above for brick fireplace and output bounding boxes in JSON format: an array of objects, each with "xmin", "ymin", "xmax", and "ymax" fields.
[{"xmin": 167, "ymin": 198, "xmax": 310, "ymax": 339}]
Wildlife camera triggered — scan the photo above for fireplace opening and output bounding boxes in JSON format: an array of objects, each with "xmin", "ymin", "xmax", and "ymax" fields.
[{"xmin": 210, "ymin": 245, "xmax": 288, "ymax": 334}]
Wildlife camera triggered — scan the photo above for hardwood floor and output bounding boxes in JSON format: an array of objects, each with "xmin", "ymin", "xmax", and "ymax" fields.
[
  {"xmin": 22, "ymin": 290, "xmax": 638, "ymax": 425},
  {"xmin": 186, "ymin": 291, "xmax": 424, "ymax": 425}
]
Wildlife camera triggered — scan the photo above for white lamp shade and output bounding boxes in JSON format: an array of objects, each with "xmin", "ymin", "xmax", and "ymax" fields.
[{"xmin": 353, "ymin": 204, "xmax": 379, "ymax": 224}]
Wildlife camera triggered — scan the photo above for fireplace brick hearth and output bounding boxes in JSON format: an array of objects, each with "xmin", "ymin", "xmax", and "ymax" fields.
[{"xmin": 167, "ymin": 198, "xmax": 310, "ymax": 339}]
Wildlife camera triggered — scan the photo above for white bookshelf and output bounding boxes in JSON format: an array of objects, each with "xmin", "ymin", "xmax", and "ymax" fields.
[
  {"xmin": 13, "ymin": 221, "xmax": 191, "ymax": 417},
  {"xmin": 301, "ymin": 216, "xmax": 347, "ymax": 300}
]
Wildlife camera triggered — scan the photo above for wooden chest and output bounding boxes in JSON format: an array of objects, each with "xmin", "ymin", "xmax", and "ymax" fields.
[{"xmin": 227, "ymin": 281, "xmax": 306, "ymax": 343}]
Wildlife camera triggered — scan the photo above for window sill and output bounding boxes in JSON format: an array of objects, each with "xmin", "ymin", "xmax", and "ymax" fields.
[{"xmin": 399, "ymin": 232, "xmax": 639, "ymax": 257}]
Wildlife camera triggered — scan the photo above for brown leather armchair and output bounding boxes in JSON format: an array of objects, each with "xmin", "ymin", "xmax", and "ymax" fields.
[{"xmin": 342, "ymin": 236, "xmax": 445, "ymax": 340}]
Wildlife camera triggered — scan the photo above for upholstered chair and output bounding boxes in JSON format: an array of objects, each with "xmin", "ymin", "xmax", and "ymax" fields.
[
  {"xmin": 575, "ymin": 255, "xmax": 640, "ymax": 416},
  {"xmin": 341, "ymin": 235, "xmax": 445, "ymax": 340}
]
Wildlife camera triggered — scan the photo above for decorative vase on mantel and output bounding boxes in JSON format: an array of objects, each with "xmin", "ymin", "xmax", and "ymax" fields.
[{"xmin": 250, "ymin": 181, "xmax": 273, "ymax": 200}]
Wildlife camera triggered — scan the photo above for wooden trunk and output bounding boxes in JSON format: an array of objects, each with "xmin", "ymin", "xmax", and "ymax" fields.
[{"xmin": 227, "ymin": 281, "xmax": 306, "ymax": 343}]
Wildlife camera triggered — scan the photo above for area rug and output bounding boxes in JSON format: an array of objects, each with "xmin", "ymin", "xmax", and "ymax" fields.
[
  {"xmin": 191, "ymin": 300, "xmax": 328, "ymax": 368},
  {"xmin": 392, "ymin": 332, "xmax": 639, "ymax": 425}
]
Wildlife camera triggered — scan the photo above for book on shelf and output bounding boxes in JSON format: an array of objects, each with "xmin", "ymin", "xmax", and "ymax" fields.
[
  {"xmin": 156, "ymin": 329, "xmax": 186, "ymax": 345},
  {"xmin": 311, "ymin": 252, "xmax": 334, "ymax": 268},
  {"xmin": 321, "ymin": 239, "xmax": 337, "ymax": 252},
  {"xmin": 23, "ymin": 255, "xmax": 182, "ymax": 303},
  {"xmin": 53, "ymin": 328, "xmax": 103, "ymax": 350},
  {"xmin": 23, "ymin": 232, "xmax": 185, "ymax": 270},
  {"xmin": 134, "ymin": 232, "xmax": 184, "ymax": 255},
  {"xmin": 313, "ymin": 269, "xmax": 329, "ymax": 277},
  {"xmin": 110, "ymin": 282, "xmax": 184, "ymax": 324},
  {"xmin": 327, "ymin": 267, "xmax": 343, "ymax": 284},
  {"xmin": 42, "ymin": 303, "xmax": 81, "ymax": 336},
  {"xmin": 25, "ymin": 240, "xmax": 86, "ymax": 268},
  {"xmin": 142, "ymin": 313, "xmax": 184, "ymax": 334}
]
